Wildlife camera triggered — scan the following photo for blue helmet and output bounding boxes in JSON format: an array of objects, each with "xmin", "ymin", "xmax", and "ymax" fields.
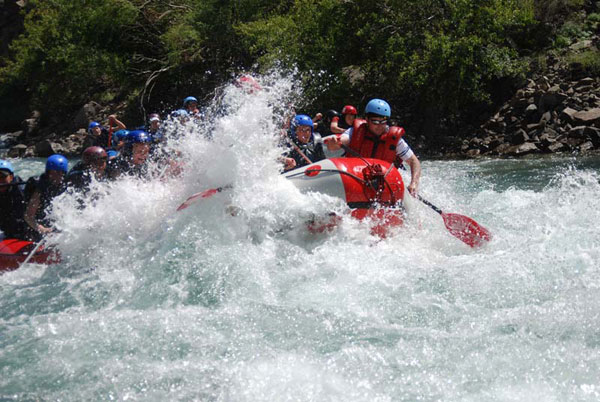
[
  {"xmin": 88, "ymin": 121, "xmax": 101, "ymax": 134},
  {"xmin": 126, "ymin": 130, "xmax": 151, "ymax": 144},
  {"xmin": 106, "ymin": 150, "xmax": 118, "ymax": 159},
  {"xmin": 293, "ymin": 114, "xmax": 313, "ymax": 128},
  {"xmin": 46, "ymin": 154, "xmax": 68, "ymax": 173},
  {"xmin": 183, "ymin": 96, "xmax": 198, "ymax": 106},
  {"xmin": 365, "ymin": 99, "xmax": 391, "ymax": 117},
  {"xmin": 171, "ymin": 109, "xmax": 189, "ymax": 118},
  {"xmin": 291, "ymin": 114, "xmax": 313, "ymax": 139},
  {"xmin": 0, "ymin": 159, "xmax": 15, "ymax": 174},
  {"xmin": 113, "ymin": 129, "xmax": 129, "ymax": 140}
]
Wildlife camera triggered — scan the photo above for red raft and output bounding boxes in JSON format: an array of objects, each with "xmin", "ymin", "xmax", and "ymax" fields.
[
  {"xmin": 0, "ymin": 238, "xmax": 61, "ymax": 273},
  {"xmin": 284, "ymin": 157, "xmax": 406, "ymax": 236}
]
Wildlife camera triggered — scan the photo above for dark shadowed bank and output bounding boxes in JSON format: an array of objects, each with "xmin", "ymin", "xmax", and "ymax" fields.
[{"xmin": 1, "ymin": 0, "xmax": 599, "ymax": 159}]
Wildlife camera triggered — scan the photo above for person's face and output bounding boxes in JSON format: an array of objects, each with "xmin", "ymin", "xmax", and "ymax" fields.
[
  {"xmin": 296, "ymin": 125, "xmax": 312, "ymax": 143},
  {"xmin": 367, "ymin": 116, "xmax": 388, "ymax": 136},
  {"xmin": 344, "ymin": 114, "xmax": 356, "ymax": 126},
  {"xmin": 186, "ymin": 101, "xmax": 198, "ymax": 111},
  {"xmin": 132, "ymin": 143, "xmax": 150, "ymax": 165},
  {"xmin": 150, "ymin": 120, "xmax": 160, "ymax": 130},
  {"xmin": 47, "ymin": 170, "xmax": 65, "ymax": 186},
  {"xmin": 0, "ymin": 170, "xmax": 12, "ymax": 192},
  {"xmin": 92, "ymin": 126, "xmax": 102, "ymax": 136},
  {"xmin": 89, "ymin": 158, "xmax": 107, "ymax": 177}
]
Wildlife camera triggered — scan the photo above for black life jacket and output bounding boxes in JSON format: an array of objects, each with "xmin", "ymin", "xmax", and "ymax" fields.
[
  {"xmin": 286, "ymin": 132, "xmax": 326, "ymax": 168},
  {"xmin": 337, "ymin": 115, "xmax": 353, "ymax": 130},
  {"xmin": 317, "ymin": 110, "xmax": 339, "ymax": 137},
  {"xmin": 66, "ymin": 162, "xmax": 92, "ymax": 191},
  {"xmin": 25, "ymin": 173, "xmax": 66, "ymax": 224},
  {"xmin": 109, "ymin": 156, "xmax": 150, "ymax": 180},
  {"xmin": 0, "ymin": 176, "xmax": 28, "ymax": 238}
]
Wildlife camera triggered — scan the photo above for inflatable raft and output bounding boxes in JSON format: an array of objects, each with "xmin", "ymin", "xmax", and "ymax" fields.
[
  {"xmin": 284, "ymin": 157, "xmax": 406, "ymax": 236},
  {"xmin": 0, "ymin": 238, "xmax": 61, "ymax": 273}
]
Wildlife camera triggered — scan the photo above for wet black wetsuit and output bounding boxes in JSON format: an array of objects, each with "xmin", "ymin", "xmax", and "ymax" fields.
[
  {"xmin": 315, "ymin": 110, "xmax": 339, "ymax": 137},
  {"xmin": 107, "ymin": 156, "xmax": 150, "ymax": 180},
  {"xmin": 335, "ymin": 114, "xmax": 353, "ymax": 130},
  {"xmin": 24, "ymin": 173, "xmax": 66, "ymax": 240},
  {"xmin": 85, "ymin": 128, "xmax": 111, "ymax": 150},
  {"xmin": 0, "ymin": 176, "xmax": 29, "ymax": 239},
  {"xmin": 66, "ymin": 162, "xmax": 93, "ymax": 191}
]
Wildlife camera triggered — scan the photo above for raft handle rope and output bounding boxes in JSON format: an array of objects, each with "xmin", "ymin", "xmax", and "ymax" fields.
[
  {"xmin": 287, "ymin": 168, "xmax": 366, "ymax": 185},
  {"xmin": 288, "ymin": 166, "xmax": 399, "ymax": 207},
  {"xmin": 340, "ymin": 144, "xmax": 398, "ymax": 205}
]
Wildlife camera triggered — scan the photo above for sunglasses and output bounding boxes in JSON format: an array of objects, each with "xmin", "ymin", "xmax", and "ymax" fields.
[
  {"xmin": 0, "ymin": 170, "xmax": 12, "ymax": 178},
  {"xmin": 369, "ymin": 118, "xmax": 387, "ymax": 125}
]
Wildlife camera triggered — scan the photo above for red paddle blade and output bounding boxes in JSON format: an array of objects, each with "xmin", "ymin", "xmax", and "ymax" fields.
[
  {"xmin": 176, "ymin": 188, "xmax": 219, "ymax": 211},
  {"xmin": 176, "ymin": 185, "xmax": 233, "ymax": 212},
  {"xmin": 201, "ymin": 188, "xmax": 219, "ymax": 198},
  {"xmin": 441, "ymin": 212, "xmax": 492, "ymax": 248}
]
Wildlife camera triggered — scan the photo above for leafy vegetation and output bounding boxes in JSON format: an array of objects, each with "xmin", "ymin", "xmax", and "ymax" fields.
[
  {"xmin": 568, "ymin": 49, "xmax": 600, "ymax": 75},
  {"xmin": 0, "ymin": 0, "xmax": 597, "ymax": 140}
]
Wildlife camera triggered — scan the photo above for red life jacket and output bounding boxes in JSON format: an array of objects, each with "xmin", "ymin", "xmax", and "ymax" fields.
[{"xmin": 347, "ymin": 119, "xmax": 405, "ymax": 163}]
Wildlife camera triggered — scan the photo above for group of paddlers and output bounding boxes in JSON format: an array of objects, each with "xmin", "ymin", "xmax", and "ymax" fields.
[
  {"xmin": 282, "ymin": 98, "xmax": 421, "ymax": 195},
  {"xmin": 0, "ymin": 108, "xmax": 182, "ymax": 242},
  {"xmin": 2, "ymin": 74, "xmax": 421, "ymax": 245}
]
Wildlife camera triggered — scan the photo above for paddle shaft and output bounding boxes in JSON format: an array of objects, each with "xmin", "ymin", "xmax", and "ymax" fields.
[
  {"xmin": 415, "ymin": 195, "xmax": 443, "ymax": 215},
  {"xmin": 107, "ymin": 122, "xmax": 113, "ymax": 149},
  {"xmin": 281, "ymin": 129, "xmax": 312, "ymax": 165},
  {"xmin": 290, "ymin": 140, "xmax": 313, "ymax": 165},
  {"xmin": 21, "ymin": 237, "xmax": 46, "ymax": 266}
]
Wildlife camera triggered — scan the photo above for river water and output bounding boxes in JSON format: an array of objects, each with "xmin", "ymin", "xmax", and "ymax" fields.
[{"xmin": 1, "ymin": 76, "xmax": 600, "ymax": 401}]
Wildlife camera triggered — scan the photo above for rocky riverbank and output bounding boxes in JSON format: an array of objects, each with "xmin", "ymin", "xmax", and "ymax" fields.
[
  {"xmin": 0, "ymin": 101, "xmax": 127, "ymax": 158},
  {"xmin": 458, "ymin": 40, "xmax": 600, "ymax": 158}
]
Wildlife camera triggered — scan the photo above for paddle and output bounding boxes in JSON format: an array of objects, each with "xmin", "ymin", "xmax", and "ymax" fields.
[
  {"xmin": 279, "ymin": 126, "xmax": 313, "ymax": 168},
  {"xmin": 416, "ymin": 195, "xmax": 491, "ymax": 247},
  {"xmin": 335, "ymin": 142, "xmax": 490, "ymax": 246},
  {"xmin": 21, "ymin": 237, "xmax": 46, "ymax": 266},
  {"xmin": 176, "ymin": 184, "xmax": 233, "ymax": 211},
  {"xmin": 107, "ymin": 119, "xmax": 113, "ymax": 149}
]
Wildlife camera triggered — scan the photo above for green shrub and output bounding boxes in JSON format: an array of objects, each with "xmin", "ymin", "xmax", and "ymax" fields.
[
  {"xmin": 534, "ymin": 0, "xmax": 586, "ymax": 23},
  {"xmin": 554, "ymin": 34, "xmax": 572, "ymax": 47},
  {"xmin": 568, "ymin": 50, "xmax": 600, "ymax": 76},
  {"xmin": 588, "ymin": 13, "xmax": 600, "ymax": 23},
  {"xmin": 0, "ymin": 0, "xmax": 140, "ymax": 117},
  {"xmin": 586, "ymin": 12, "xmax": 600, "ymax": 31},
  {"xmin": 559, "ymin": 20, "xmax": 587, "ymax": 38}
]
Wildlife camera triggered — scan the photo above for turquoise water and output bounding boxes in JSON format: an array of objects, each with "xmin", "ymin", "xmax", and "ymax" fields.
[{"xmin": 1, "ymin": 77, "xmax": 600, "ymax": 401}]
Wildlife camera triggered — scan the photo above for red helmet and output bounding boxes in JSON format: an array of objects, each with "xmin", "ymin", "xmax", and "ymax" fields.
[
  {"xmin": 148, "ymin": 113, "xmax": 160, "ymax": 122},
  {"xmin": 82, "ymin": 146, "xmax": 108, "ymax": 165},
  {"xmin": 235, "ymin": 74, "xmax": 262, "ymax": 93},
  {"xmin": 342, "ymin": 105, "xmax": 357, "ymax": 115}
]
